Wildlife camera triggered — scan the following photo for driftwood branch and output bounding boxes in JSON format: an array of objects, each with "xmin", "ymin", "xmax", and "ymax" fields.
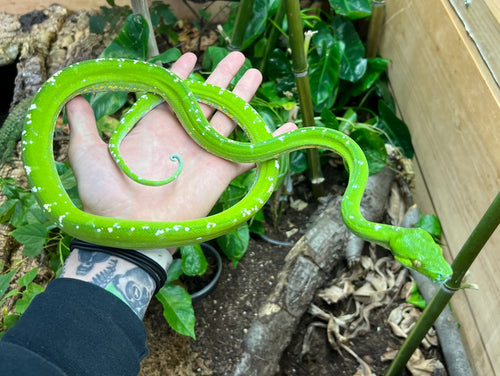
[{"xmin": 233, "ymin": 166, "xmax": 395, "ymax": 376}]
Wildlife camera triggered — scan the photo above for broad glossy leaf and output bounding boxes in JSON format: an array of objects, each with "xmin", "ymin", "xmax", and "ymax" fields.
[
  {"xmin": 181, "ymin": 244, "xmax": 208, "ymax": 277},
  {"xmin": 332, "ymin": 16, "xmax": 367, "ymax": 82},
  {"xmin": 350, "ymin": 58, "xmax": 390, "ymax": 97},
  {"xmin": 406, "ymin": 282, "xmax": 426, "ymax": 309},
  {"xmin": 100, "ymin": 14, "xmax": 149, "ymax": 59},
  {"xmin": 90, "ymin": 92, "xmax": 128, "ymax": 123},
  {"xmin": 309, "ymin": 41, "xmax": 343, "ymax": 111},
  {"xmin": 416, "ymin": 214, "xmax": 442, "ymax": 240},
  {"xmin": 242, "ymin": 0, "xmax": 279, "ymax": 50},
  {"xmin": 351, "ymin": 128, "xmax": 387, "ymax": 174},
  {"xmin": 166, "ymin": 259, "xmax": 183, "ymax": 284},
  {"xmin": 148, "ymin": 48, "xmax": 181, "ymax": 65},
  {"xmin": 338, "ymin": 108, "xmax": 357, "ymax": 133},
  {"xmin": 320, "ymin": 108, "xmax": 340, "ymax": 130},
  {"xmin": 149, "ymin": 1, "xmax": 177, "ymax": 26},
  {"xmin": 290, "ymin": 150, "xmax": 308, "ymax": 173},
  {"xmin": 156, "ymin": 284, "xmax": 195, "ymax": 338},
  {"xmin": 311, "ymin": 21, "xmax": 335, "ymax": 53},
  {"xmin": 328, "ymin": 0, "xmax": 372, "ymax": 19},
  {"xmin": 266, "ymin": 49, "xmax": 294, "ymax": 92},
  {"xmin": 217, "ymin": 224, "xmax": 250, "ymax": 267},
  {"xmin": 377, "ymin": 100, "xmax": 414, "ymax": 158}
]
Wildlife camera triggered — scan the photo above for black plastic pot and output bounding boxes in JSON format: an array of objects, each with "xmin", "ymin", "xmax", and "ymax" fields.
[{"xmin": 187, "ymin": 243, "xmax": 223, "ymax": 301}]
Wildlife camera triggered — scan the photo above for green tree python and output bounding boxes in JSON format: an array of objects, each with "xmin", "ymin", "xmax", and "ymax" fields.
[{"xmin": 21, "ymin": 58, "xmax": 452, "ymax": 283}]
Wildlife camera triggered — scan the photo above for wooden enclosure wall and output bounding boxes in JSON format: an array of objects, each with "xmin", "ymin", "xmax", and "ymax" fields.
[{"xmin": 380, "ymin": 0, "xmax": 500, "ymax": 375}]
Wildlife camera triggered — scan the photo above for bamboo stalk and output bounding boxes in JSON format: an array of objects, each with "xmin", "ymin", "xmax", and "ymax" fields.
[
  {"xmin": 284, "ymin": 0, "xmax": 324, "ymax": 196},
  {"xmin": 385, "ymin": 192, "xmax": 500, "ymax": 375},
  {"xmin": 366, "ymin": 0, "xmax": 385, "ymax": 58},
  {"xmin": 229, "ymin": 0, "xmax": 256, "ymax": 51}
]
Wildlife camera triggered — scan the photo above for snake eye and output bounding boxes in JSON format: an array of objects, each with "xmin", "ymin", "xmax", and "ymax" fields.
[{"xmin": 412, "ymin": 259, "xmax": 423, "ymax": 268}]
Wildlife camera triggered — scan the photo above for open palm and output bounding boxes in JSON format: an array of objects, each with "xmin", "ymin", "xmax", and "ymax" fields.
[{"xmin": 66, "ymin": 52, "xmax": 295, "ymax": 222}]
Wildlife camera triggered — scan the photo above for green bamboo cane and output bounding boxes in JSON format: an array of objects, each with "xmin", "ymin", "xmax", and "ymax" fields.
[
  {"xmin": 228, "ymin": 0, "xmax": 256, "ymax": 51},
  {"xmin": 366, "ymin": 0, "xmax": 386, "ymax": 58},
  {"xmin": 385, "ymin": 192, "xmax": 500, "ymax": 376},
  {"xmin": 284, "ymin": 0, "xmax": 324, "ymax": 196}
]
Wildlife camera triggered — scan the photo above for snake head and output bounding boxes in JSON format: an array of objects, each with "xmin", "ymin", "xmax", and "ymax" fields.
[{"xmin": 390, "ymin": 228, "xmax": 453, "ymax": 283}]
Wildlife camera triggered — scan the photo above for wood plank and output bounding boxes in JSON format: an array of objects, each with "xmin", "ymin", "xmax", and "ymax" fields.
[
  {"xmin": 448, "ymin": 0, "xmax": 500, "ymax": 86},
  {"xmin": 413, "ymin": 156, "xmax": 495, "ymax": 375},
  {"xmin": 380, "ymin": 0, "xmax": 500, "ymax": 375}
]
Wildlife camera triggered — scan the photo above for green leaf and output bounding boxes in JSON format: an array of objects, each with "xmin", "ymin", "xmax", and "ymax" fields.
[
  {"xmin": 166, "ymin": 259, "xmax": 183, "ymax": 284},
  {"xmin": 350, "ymin": 58, "xmax": 390, "ymax": 97},
  {"xmin": 377, "ymin": 100, "xmax": 414, "ymax": 158},
  {"xmin": 328, "ymin": 0, "xmax": 372, "ymax": 19},
  {"xmin": 150, "ymin": 1, "xmax": 177, "ymax": 27},
  {"xmin": 18, "ymin": 267, "xmax": 38, "ymax": 288},
  {"xmin": 416, "ymin": 214, "xmax": 442, "ymax": 240},
  {"xmin": 15, "ymin": 283, "xmax": 44, "ymax": 314},
  {"xmin": 338, "ymin": 107, "xmax": 357, "ymax": 133},
  {"xmin": 156, "ymin": 284, "xmax": 195, "ymax": 338},
  {"xmin": 180, "ymin": 244, "xmax": 208, "ymax": 277},
  {"xmin": 90, "ymin": 91, "xmax": 129, "ymax": 122},
  {"xmin": 218, "ymin": 170, "xmax": 256, "ymax": 210},
  {"xmin": 406, "ymin": 282, "xmax": 426, "ymax": 309},
  {"xmin": 0, "ymin": 269, "xmax": 17, "ymax": 301},
  {"xmin": 3, "ymin": 314, "xmax": 20, "ymax": 329},
  {"xmin": 100, "ymin": 14, "xmax": 149, "ymax": 59},
  {"xmin": 217, "ymin": 224, "xmax": 250, "ymax": 267},
  {"xmin": 0, "ymin": 199, "xmax": 17, "ymax": 223},
  {"xmin": 320, "ymin": 108, "xmax": 340, "ymax": 130},
  {"xmin": 89, "ymin": 14, "xmax": 107, "ymax": 34},
  {"xmin": 290, "ymin": 151, "xmax": 308, "ymax": 173},
  {"xmin": 312, "ymin": 21, "xmax": 335, "ymax": 52},
  {"xmin": 249, "ymin": 210, "xmax": 265, "ymax": 235},
  {"xmin": 203, "ymin": 46, "xmax": 252, "ymax": 84},
  {"xmin": 332, "ymin": 16, "xmax": 367, "ymax": 82},
  {"xmin": 309, "ymin": 41, "xmax": 343, "ymax": 111},
  {"xmin": 148, "ymin": 48, "xmax": 181, "ymax": 65},
  {"xmin": 351, "ymin": 128, "xmax": 387, "ymax": 174},
  {"xmin": 11, "ymin": 223, "xmax": 49, "ymax": 257}
]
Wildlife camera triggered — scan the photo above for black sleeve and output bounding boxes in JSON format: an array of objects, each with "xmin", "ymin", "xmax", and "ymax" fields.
[{"xmin": 0, "ymin": 278, "xmax": 148, "ymax": 376}]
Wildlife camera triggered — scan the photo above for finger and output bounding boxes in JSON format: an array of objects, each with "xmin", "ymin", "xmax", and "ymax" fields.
[
  {"xmin": 131, "ymin": 52, "xmax": 198, "ymax": 135},
  {"xmin": 198, "ymin": 51, "xmax": 246, "ymax": 118},
  {"xmin": 66, "ymin": 95, "xmax": 102, "ymax": 146},
  {"xmin": 273, "ymin": 122, "xmax": 297, "ymax": 136},
  {"xmin": 169, "ymin": 52, "xmax": 197, "ymax": 79},
  {"xmin": 210, "ymin": 67, "xmax": 262, "ymax": 136}
]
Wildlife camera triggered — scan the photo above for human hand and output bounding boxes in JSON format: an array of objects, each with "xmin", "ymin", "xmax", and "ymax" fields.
[{"xmin": 66, "ymin": 52, "xmax": 296, "ymax": 222}]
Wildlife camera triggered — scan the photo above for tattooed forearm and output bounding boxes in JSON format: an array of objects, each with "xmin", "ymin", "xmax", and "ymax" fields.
[
  {"xmin": 60, "ymin": 249, "xmax": 157, "ymax": 318},
  {"xmin": 92, "ymin": 258, "xmax": 118, "ymax": 287}
]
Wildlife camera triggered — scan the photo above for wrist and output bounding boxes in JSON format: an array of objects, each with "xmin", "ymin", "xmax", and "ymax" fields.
[{"xmin": 60, "ymin": 239, "xmax": 173, "ymax": 318}]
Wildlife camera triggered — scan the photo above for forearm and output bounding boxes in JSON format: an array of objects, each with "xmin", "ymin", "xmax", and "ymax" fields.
[{"xmin": 60, "ymin": 241, "xmax": 174, "ymax": 318}]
